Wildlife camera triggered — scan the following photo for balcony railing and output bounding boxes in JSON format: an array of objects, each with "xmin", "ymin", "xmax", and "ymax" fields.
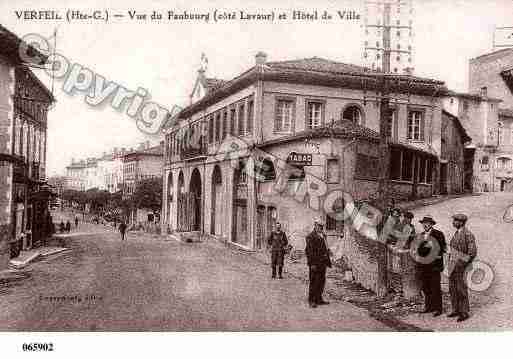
[{"xmin": 180, "ymin": 144, "xmax": 207, "ymax": 160}]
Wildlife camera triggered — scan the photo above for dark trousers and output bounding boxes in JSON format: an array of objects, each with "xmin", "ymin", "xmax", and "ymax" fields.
[
  {"xmin": 271, "ymin": 250, "xmax": 284, "ymax": 278},
  {"xmin": 449, "ymin": 264, "xmax": 470, "ymax": 315},
  {"xmin": 419, "ymin": 269, "xmax": 442, "ymax": 312},
  {"xmin": 120, "ymin": 232, "xmax": 126, "ymax": 241},
  {"xmin": 308, "ymin": 265, "xmax": 327, "ymax": 304}
]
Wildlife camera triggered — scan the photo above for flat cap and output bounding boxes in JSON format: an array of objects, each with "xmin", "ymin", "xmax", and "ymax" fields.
[{"xmin": 452, "ymin": 213, "xmax": 468, "ymax": 222}]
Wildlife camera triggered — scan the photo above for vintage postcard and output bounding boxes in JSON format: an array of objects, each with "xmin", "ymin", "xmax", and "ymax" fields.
[{"xmin": 1, "ymin": 0, "xmax": 513, "ymax": 355}]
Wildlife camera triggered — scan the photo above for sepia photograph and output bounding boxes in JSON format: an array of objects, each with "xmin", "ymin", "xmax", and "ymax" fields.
[{"xmin": 1, "ymin": 0, "xmax": 513, "ymax": 356}]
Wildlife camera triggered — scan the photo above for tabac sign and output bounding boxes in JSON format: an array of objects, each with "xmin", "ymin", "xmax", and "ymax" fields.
[{"xmin": 286, "ymin": 152, "xmax": 312, "ymax": 166}]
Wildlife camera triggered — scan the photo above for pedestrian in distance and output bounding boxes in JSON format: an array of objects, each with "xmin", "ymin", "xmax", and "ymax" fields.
[
  {"xmin": 447, "ymin": 214, "xmax": 477, "ymax": 322},
  {"xmin": 65, "ymin": 220, "xmax": 71, "ymax": 233},
  {"xmin": 267, "ymin": 222, "xmax": 288, "ymax": 279},
  {"xmin": 59, "ymin": 221, "xmax": 65, "ymax": 233},
  {"xmin": 119, "ymin": 221, "xmax": 127, "ymax": 241},
  {"xmin": 75, "ymin": 216, "xmax": 79, "ymax": 229},
  {"xmin": 305, "ymin": 219, "xmax": 332, "ymax": 308},
  {"xmin": 415, "ymin": 215, "xmax": 447, "ymax": 317}
]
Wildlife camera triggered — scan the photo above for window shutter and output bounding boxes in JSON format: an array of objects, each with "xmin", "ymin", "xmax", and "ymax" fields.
[
  {"xmin": 275, "ymin": 100, "xmax": 280, "ymax": 131},
  {"xmin": 420, "ymin": 112, "xmax": 425, "ymax": 141}
]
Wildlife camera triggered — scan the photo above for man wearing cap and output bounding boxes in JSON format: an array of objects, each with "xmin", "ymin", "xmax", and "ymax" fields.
[
  {"xmin": 447, "ymin": 214, "xmax": 477, "ymax": 322},
  {"xmin": 305, "ymin": 219, "xmax": 332, "ymax": 308},
  {"xmin": 415, "ymin": 215, "xmax": 447, "ymax": 316},
  {"xmin": 267, "ymin": 222, "xmax": 289, "ymax": 279}
]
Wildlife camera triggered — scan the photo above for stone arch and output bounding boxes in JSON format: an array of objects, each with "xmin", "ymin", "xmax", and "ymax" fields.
[
  {"xmin": 341, "ymin": 103, "xmax": 366, "ymax": 126},
  {"xmin": 166, "ymin": 171, "xmax": 173, "ymax": 225},
  {"xmin": 211, "ymin": 165, "xmax": 223, "ymax": 235},
  {"xmin": 177, "ymin": 170, "xmax": 185, "ymax": 231},
  {"xmin": 189, "ymin": 168, "xmax": 203, "ymax": 231}
]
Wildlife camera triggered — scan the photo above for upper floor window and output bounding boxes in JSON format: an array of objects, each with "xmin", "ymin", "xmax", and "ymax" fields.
[
  {"xmin": 407, "ymin": 110, "xmax": 424, "ymax": 141},
  {"xmin": 247, "ymin": 99, "xmax": 254, "ymax": 135},
  {"xmin": 230, "ymin": 107, "xmax": 236, "ymax": 136},
  {"xmin": 498, "ymin": 122, "xmax": 505, "ymax": 145},
  {"xmin": 497, "ymin": 157, "xmax": 512, "ymax": 171},
  {"xmin": 342, "ymin": 105, "xmax": 364, "ymax": 126},
  {"xmin": 222, "ymin": 110, "xmax": 228, "ymax": 140},
  {"xmin": 275, "ymin": 99, "xmax": 294, "ymax": 133},
  {"xmin": 208, "ymin": 116, "xmax": 214, "ymax": 144},
  {"xmin": 238, "ymin": 103, "xmax": 245, "ymax": 136},
  {"xmin": 215, "ymin": 112, "xmax": 221, "ymax": 142},
  {"xmin": 307, "ymin": 101, "xmax": 324, "ymax": 129}
]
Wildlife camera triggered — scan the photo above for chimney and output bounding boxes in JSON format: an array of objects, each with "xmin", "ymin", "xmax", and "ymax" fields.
[
  {"xmin": 71, "ymin": 157, "xmax": 75, "ymax": 164},
  {"xmin": 122, "ymin": 147, "xmax": 126, "ymax": 154},
  {"xmin": 255, "ymin": 51, "xmax": 267, "ymax": 66}
]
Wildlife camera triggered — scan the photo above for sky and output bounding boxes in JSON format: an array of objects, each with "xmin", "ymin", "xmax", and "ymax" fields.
[{"xmin": 1, "ymin": 0, "xmax": 512, "ymax": 176}]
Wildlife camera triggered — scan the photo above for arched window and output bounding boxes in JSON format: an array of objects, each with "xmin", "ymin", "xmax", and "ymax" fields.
[
  {"xmin": 342, "ymin": 105, "xmax": 365, "ymax": 126},
  {"xmin": 257, "ymin": 158, "xmax": 276, "ymax": 182}
]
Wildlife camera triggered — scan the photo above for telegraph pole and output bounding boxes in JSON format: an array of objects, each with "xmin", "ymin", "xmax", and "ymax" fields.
[{"xmin": 364, "ymin": 0, "xmax": 414, "ymax": 296}]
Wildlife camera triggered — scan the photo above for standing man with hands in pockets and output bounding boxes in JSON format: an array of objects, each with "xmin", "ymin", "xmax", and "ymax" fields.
[{"xmin": 305, "ymin": 219, "xmax": 332, "ymax": 308}]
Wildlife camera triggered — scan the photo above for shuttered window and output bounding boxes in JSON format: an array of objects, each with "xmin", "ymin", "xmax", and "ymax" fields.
[{"xmin": 407, "ymin": 110, "xmax": 424, "ymax": 141}]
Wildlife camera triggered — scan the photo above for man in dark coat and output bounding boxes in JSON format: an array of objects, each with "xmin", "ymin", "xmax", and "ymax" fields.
[
  {"xmin": 414, "ymin": 215, "xmax": 447, "ymax": 316},
  {"xmin": 447, "ymin": 213, "xmax": 477, "ymax": 322},
  {"xmin": 267, "ymin": 222, "xmax": 288, "ymax": 279},
  {"xmin": 119, "ymin": 221, "xmax": 127, "ymax": 241},
  {"xmin": 305, "ymin": 219, "xmax": 332, "ymax": 308}
]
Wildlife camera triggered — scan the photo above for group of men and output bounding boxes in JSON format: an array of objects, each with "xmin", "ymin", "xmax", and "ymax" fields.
[
  {"xmin": 267, "ymin": 210, "xmax": 478, "ymax": 321},
  {"xmin": 414, "ymin": 213, "xmax": 477, "ymax": 322}
]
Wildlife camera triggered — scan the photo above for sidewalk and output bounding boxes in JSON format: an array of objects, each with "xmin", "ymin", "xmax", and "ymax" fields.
[{"xmin": 8, "ymin": 245, "xmax": 71, "ymax": 269}]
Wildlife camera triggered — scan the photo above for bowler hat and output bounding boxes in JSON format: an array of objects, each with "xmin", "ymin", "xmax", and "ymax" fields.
[
  {"xmin": 452, "ymin": 213, "xmax": 468, "ymax": 222},
  {"xmin": 419, "ymin": 215, "xmax": 436, "ymax": 225}
]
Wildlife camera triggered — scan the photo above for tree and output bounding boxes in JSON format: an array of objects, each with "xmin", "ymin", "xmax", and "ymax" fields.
[{"xmin": 132, "ymin": 177, "xmax": 163, "ymax": 213}]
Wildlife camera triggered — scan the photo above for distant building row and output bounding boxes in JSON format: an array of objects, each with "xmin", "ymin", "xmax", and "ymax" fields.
[{"xmin": 62, "ymin": 140, "xmax": 164, "ymax": 196}]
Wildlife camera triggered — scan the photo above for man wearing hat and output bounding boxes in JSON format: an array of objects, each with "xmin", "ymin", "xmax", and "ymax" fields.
[
  {"xmin": 447, "ymin": 214, "xmax": 477, "ymax": 322},
  {"xmin": 305, "ymin": 219, "xmax": 332, "ymax": 308},
  {"xmin": 415, "ymin": 215, "xmax": 447, "ymax": 316},
  {"xmin": 267, "ymin": 222, "xmax": 289, "ymax": 279}
]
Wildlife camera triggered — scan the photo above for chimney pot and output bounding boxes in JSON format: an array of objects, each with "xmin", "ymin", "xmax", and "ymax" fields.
[{"xmin": 255, "ymin": 51, "xmax": 267, "ymax": 66}]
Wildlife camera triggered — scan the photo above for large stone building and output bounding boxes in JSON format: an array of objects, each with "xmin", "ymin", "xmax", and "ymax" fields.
[
  {"xmin": 463, "ymin": 48, "xmax": 513, "ymax": 191},
  {"xmin": 162, "ymin": 53, "xmax": 451, "ymax": 294},
  {"xmin": 0, "ymin": 24, "xmax": 54, "ymax": 267},
  {"xmin": 122, "ymin": 142, "xmax": 164, "ymax": 224}
]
